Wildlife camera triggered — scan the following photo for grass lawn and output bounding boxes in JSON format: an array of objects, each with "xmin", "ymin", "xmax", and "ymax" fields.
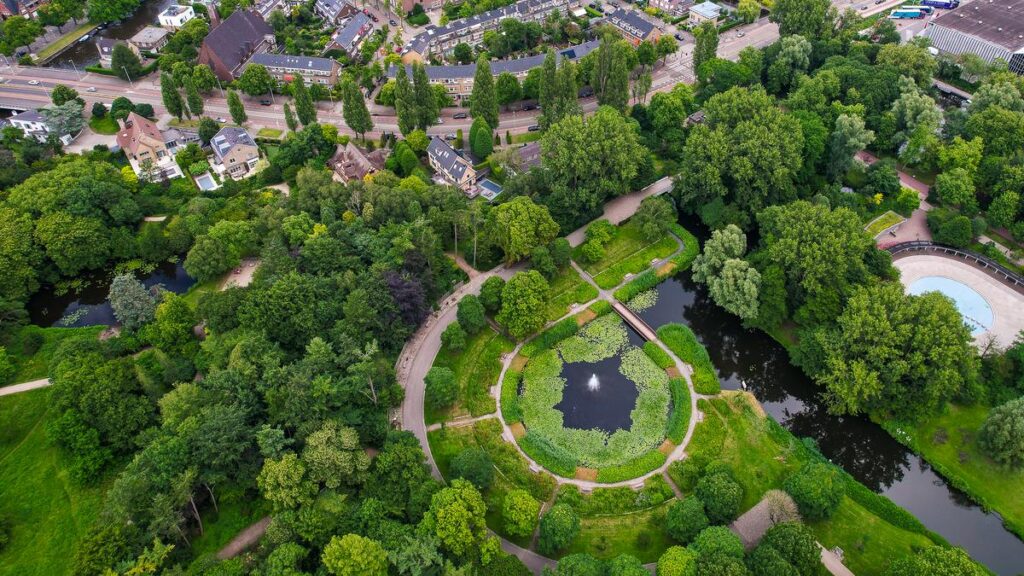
[
  {"xmin": 0, "ymin": 388, "xmax": 110, "ymax": 576},
  {"xmin": 35, "ymin": 22, "xmax": 96, "ymax": 61},
  {"xmin": 544, "ymin": 266, "xmax": 598, "ymax": 322},
  {"xmin": 883, "ymin": 404, "xmax": 1024, "ymax": 539},
  {"xmin": 561, "ymin": 501, "xmax": 675, "ymax": 563},
  {"xmin": 574, "ymin": 221, "xmax": 678, "ymax": 289},
  {"xmin": 190, "ymin": 487, "xmax": 270, "ymax": 559},
  {"xmin": 180, "ymin": 279, "xmax": 220, "ymax": 309},
  {"xmin": 88, "ymin": 115, "xmax": 119, "ymax": 135},
  {"xmin": 256, "ymin": 128, "xmax": 284, "ymax": 139},
  {"xmin": 864, "ymin": 210, "xmax": 905, "ymax": 237},
  {"xmin": 2, "ymin": 325, "xmax": 104, "ymax": 385},
  {"xmin": 425, "ymin": 327, "xmax": 514, "ymax": 425},
  {"xmin": 510, "ymin": 131, "xmax": 542, "ymax": 144}
]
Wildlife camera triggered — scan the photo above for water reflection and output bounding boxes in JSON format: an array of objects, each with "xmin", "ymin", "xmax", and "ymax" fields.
[{"xmin": 51, "ymin": 0, "xmax": 175, "ymax": 67}]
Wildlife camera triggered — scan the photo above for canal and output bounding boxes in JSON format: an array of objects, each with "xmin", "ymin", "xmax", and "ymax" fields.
[{"xmin": 48, "ymin": 0, "xmax": 177, "ymax": 69}]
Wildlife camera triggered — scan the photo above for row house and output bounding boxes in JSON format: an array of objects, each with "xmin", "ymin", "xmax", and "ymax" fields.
[
  {"xmin": 648, "ymin": 0, "xmax": 693, "ymax": 17},
  {"xmin": 198, "ymin": 10, "xmax": 276, "ymax": 82},
  {"xmin": 401, "ymin": 0, "xmax": 570, "ymax": 63},
  {"xmin": 314, "ymin": 0, "xmax": 358, "ymax": 23},
  {"xmin": 603, "ymin": 7, "xmax": 660, "ymax": 46},
  {"xmin": 327, "ymin": 12, "xmax": 373, "ymax": 57},
  {"xmin": 246, "ymin": 53, "xmax": 341, "ymax": 85},
  {"xmin": 0, "ymin": 0, "xmax": 47, "ymax": 20}
]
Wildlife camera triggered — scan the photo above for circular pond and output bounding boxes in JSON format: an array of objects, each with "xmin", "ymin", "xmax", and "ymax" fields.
[{"xmin": 908, "ymin": 276, "xmax": 993, "ymax": 335}]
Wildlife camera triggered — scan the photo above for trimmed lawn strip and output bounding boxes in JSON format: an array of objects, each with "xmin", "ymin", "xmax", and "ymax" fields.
[
  {"xmin": 425, "ymin": 327, "xmax": 513, "ymax": 425},
  {"xmin": 500, "ymin": 363, "xmax": 523, "ymax": 424},
  {"xmin": 613, "ymin": 224, "xmax": 699, "ymax": 302},
  {"xmin": 666, "ymin": 377, "xmax": 690, "ymax": 444},
  {"xmin": 864, "ymin": 210, "xmax": 905, "ymax": 237},
  {"xmin": 690, "ymin": 393, "xmax": 956, "ymax": 575},
  {"xmin": 574, "ymin": 221, "xmax": 677, "ymax": 286},
  {"xmin": 656, "ymin": 324, "xmax": 720, "ymax": 395},
  {"xmin": 642, "ymin": 342, "xmax": 673, "ymax": 370},
  {"xmin": 591, "ymin": 235, "xmax": 678, "ymax": 289},
  {"xmin": 545, "ymin": 266, "xmax": 598, "ymax": 322},
  {"xmin": 595, "ymin": 450, "xmax": 666, "ymax": 483},
  {"xmin": 880, "ymin": 405, "xmax": 1024, "ymax": 540},
  {"xmin": 0, "ymin": 388, "xmax": 111, "ymax": 576},
  {"xmin": 35, "ymin": 21, "xmax": 96, "ymax": 61},
  {"xmin": 3, "ymin": 325, "xmax": 104, "ymax": 384},
  {"xmin": 559, "ymin": 500, "xmax": 675, "ymax": 563}
]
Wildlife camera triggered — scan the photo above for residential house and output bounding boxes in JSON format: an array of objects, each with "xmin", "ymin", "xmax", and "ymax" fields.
[
  {"xmin": 116, "ymin": 112, "xmax": 185, "ymax": 180},
  {"xmin": 9, "ymin": 109, "xmax": 49, "ymax": 142},
  {"xmin": 427, "ymin": 136, "xmax": 477, "ymax": 191},
  {"xmin": 401, "ymin": 0, "xmax": 570, "ymax": 63},
  {"xmin": 198, "ymin": 10, "xmax": 276, "ymax": 81},
  {"xmin": 329, "ymin": 12, "xmax": 372, "ymax": 56},
  {"xmin": 328, "ymin": 141, "xmax": 388, "ymax": 181},
  {"xmin": 210, "ymin": 127, "xmax": 262, "ymax": 179},
  {"xmin": 924, "ymin": 0, "xmax": 1024, "ymax": 74},
  {"xmin": 604, "ymin": 7, "xmax": 660, "ymax": 45},
  {"xmin": 95, "ymin": 38, "xmax": 121, "ymax": 68},
  {"xmin": 649, "ymin": 0, "xmax": 693, "ymax": 17},
  {"xmin": 0, "ymin": 0, "xmax": 48, "ymax": 19},
  {"xmin": 688, "ymin": 1, "xmax": 722, "ymax": 26},
  {"xmin": 314, "ymin": 0, "xmax": 358, "ymax": 23},
  {"xmin": 128, "ymin": 26, "xmax": 171, "ymax": 57},
  {"xmin": 246, "ymin": 53, "xmax": 340, "ymax": 85},
  {"xmin": 516, "ymin": 141, "xmax": 541, "ymax": 171},
  {"xmin": 158, "ymin": 4, "xmax": 196, "ymax": 29},
  {"xmin": 389, "ymin": 40, "xmax": 598, "ymax": 100},
  {"xmin": 685, "ymin": 109, "xmax": 705, "ymax": 126}
]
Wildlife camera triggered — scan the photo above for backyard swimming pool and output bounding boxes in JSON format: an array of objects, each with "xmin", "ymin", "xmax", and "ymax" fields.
[{"xmin": 908, "ymin": 276, "xmax": 993, "ymax": 335}]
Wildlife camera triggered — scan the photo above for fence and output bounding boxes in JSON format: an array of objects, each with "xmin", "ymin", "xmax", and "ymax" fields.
[{"xmin": 886, "ymin": 241, "xmax": 1024, "ymax": 293}]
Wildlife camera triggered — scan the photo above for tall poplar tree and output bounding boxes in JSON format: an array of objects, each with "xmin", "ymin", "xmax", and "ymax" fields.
[
  {"xmin": 394, "ymin": 64, "xmax": 416, "ymax": 135},
  {"xmin": 160, "ymin": 73, "xmax": 184, "ymax": 120},
  {"xmin": 283, "ymin": 102, "xmax": 298, "ymax": 131},
  {"xmin": 227, "ymin": 90, "xmax": 247, "ymax": 125},
  {"xmin": 185, "ymin": 77, "xmax": 203, "ymax": 117},
  {"xmin": 693, "ymin": 22, "xmax": 719, "ymax": 74},
  {"xmin": 538, "ymin": 49, "xmax": 557, "ymax": 129},
  {"xmin": 291, "ymin": 76, "xmax": 316, "ymax": 126},
  {"xmin": 342, "ymin": 78, "xmax": 374, "ymax": 140},
  {"xmin": 413, "ymin": 63, "xmax": 439, "ymax": 131},
  {"xmin": 471, "ymin": 56, "xmax": 499, "ymax": 129}
]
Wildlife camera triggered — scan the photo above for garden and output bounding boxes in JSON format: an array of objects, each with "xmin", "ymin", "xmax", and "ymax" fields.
[
  {"xmin": 572, "ymin": 219, "xmax": 681, "ymax": 290},
  {"xmin": 425, "ymin": 325, "xmax": 513, "ymax": 425}
]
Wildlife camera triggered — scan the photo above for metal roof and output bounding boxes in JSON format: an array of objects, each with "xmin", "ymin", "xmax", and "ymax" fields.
[
  {"xmin": 929, "ymin": 0, "xmax": 1024, "ymax": 51},
  {"xmin": 690, "ymin": 0, "xmax": 722, "ymax": 19},
  {"xmin": 248, "ymin": 53, "xmax": 338, "ymax": 72}
]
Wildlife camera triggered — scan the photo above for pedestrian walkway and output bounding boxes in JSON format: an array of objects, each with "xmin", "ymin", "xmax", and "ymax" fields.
[{"xmin": 0, "ymin": 379, "xmax": 50, "ymax": 398}]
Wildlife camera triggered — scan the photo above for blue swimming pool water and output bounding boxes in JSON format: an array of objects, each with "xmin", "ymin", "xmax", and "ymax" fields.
[
  {"xmin": 908, "ymin": 276, "xmax": 993, "ymax": 336},
  {"xmin": 195, "ymin": 173, "xmax": 217, "ymax": 191}
]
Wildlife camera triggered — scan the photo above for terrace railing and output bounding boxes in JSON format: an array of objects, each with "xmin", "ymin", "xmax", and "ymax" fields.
[{"xmin": 884, "ymin": 240, "xmax": 1024, "ymax": 293}]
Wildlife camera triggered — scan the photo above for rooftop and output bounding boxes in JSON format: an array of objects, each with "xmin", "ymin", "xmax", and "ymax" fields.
[
  {"xmin": 130, "ymin": 26, "xmax": 171, "ymax": 44},
  {"xmin": 390, "ymin": 39, "xmax": 600, "ymax": 80},
  {"xmin": 428, "ymin": 136, "xmax": 471, "ymax": 182},
  {"xmin": 333, "ymin": 13, "xmax": 372, "ymax": 48},
  {"xmin": 202, "ymin": 10, "xmax": 275, "ymax": 72},
  {"xmin": 690, "ymin": 0, "xmax": 722, "ymax": 19},
  {"xmin": 247, "ymin": 53, "xmax": 338, "ymax": 72},
  {"xmin": 211, "ymin": 127, "xmax": 257, "ymax": 161},
  {"xmin": 403, "ymin": 0, "xmax": 568, "ymax": 55},
  {"xmin": 11, "ymin": 109, "xmax": 44, "ymax": 123},
  {"xmin": 160, "ymin": 4, "xmax": 192, "ymax": 17},
  {"xmin": 929, "ymin": 0, "xmax": 1024, "ymax": 51},
  {"xmin": 605, "ymin": 7, "xmax": 657, "ymax": 39}
]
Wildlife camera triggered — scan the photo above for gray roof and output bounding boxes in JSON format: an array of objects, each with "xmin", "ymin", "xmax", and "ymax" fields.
[
  {"xmin": 203, "ymin": 10, "xmax": 275, "ymax": 72},
  {"xmin": 130, "ymin": 26, "xmax": 171, "ymax": 44},
  {"xmin": 929, "ymin": 0, "xmax": 1024, "ymax": 51},
  {"xmin": 403, "ymin": 0, "xmax": 567, "ymax": 56},
  {"xmin": 389, "ymin": 39, "xmax": 599, "ymax": 80},
  {"xmin": 428, "ymin": 137, "xmax": 470, "ymax": 182},
  {"xmin": 315, "ymin": 0, "xmax": 347, "ymax": 20},
  {"xmin": 518, "ymin": 141, "xmax": 541, "ymax": 168},
  {"xmin": 160, "ymin": 4, "xmax": 191, "ymax": 17},
  {"xmin": 248, "ymin": 53, "xmax": 338, "ymax": 72},
  {"xmin": 604, "ymin": 7, "xmax": 656, "ymax": 39},
  {"xmin": 95, "ymin": 38, "xmax": 120, "ymax": 55},
  {"xmin": 333, "ymin": 13, "xmax": 372, "ymax": 49},
  {"xmin": 689, "ymin": 0, "xmax": 722, "ymax": 19},
  {"xmin": 10, "ymin": 109, "xmax": 44, "ymax": 123},
  {"xmin": 211, "ymin": 127, "xmax": 257, "ymax": 161}
]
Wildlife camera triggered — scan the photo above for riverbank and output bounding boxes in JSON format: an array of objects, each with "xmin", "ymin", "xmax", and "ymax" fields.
[{"xmin": 34, "ymin": 22, "xmax": 98, "ymax": 64}]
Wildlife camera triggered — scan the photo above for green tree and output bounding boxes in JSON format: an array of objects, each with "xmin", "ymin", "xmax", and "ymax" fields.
[
  {"xmin": 667, "ymin": 496, "xmax": 708, "ymax": 545},
  {"xmin": 450, "ymin": 447, "xmax": 494, "ymax": 490},
  {"xmin": 988, "ymin": 191, "xmax": 1019, "ymax": 229},
  {"xmin": 885, "ymin": 547, "xmax": 985, "ymax": 576},
  {"xmin": 695, "ymin": 471, "xmax": 743, "ymax": 524},
  {"xmin": 197, "ymin": 117, "xmax": 219, "ymax": 145},
  {"xmin": 938, "ymin": 136, "xmax": 984, "ymax": 178},
  {"xmin": 503, "ymin": 489, "xmax": 540, "ymax": 538},
  {"xmin": 50, "ymin": 84, "xmax": 80, "ymax": 106},
  {"xmin": 737, "ymin": 0, "xmax": 760, "ymax": 23},
  {"xmin": 34, "ymin": 212, "xmax": 109, "ymax": 276},
  {"xmin": 301, "ymin": 420, "xmax": 370, "ymax": 489},
  {"xmin": 708, "ymin": 258, "xmax": 761, "ymax": 321},
  {"xmin": 342, "ymin": 78, "xmax": 373, "ymax": 139},
  {"xmin": 538, "ymin": 503, "xmax": 580, "ymax": 555},
  {"xmin": 257, "ymin": 453, "xmax": 316, "ymax": 512},
  {"xmin": 160, "ymin": 73, "xmax": 185, "ymax": 120},
  {"xmin": 413, "ymin": 63, "xmax": 439, "ymax": 131},
  {"xmin": 453, "ymin": 42, "xmax": 473, "ymax": 64},
  {"xmin": 471, "ymin": 56, "xmax": 499, "ymax": 128},
  {"xmin": 395, "ymin": 64, "xmax": 417, "ymax": 135},
  {"xmin": 487, "ymin": 196, "xmax": 559, "ymax": 263},
  {"xmin": 978, "ymin": 397, "xmax": 1024, "ymax": 469},
  {"xmin": 783, "ymin": 463, "xmax": 845, "ymax": 521},
  {"xmin": 457, "ymin": 295, "xmax": 487, "ymax": 334},
  {"xmin": 877, "ymin": 41, "xmax": 937, "ymax": 88},
  {"xmin": 656, "ymin": 546, "xmax": 696, "ymax": 576},
  {"xmin": 689, "ymin": 526, "xmax": 744, "ymax": 559},
  {"xmin": 283, "ymin": 102, "xmax": 298, "ymax": 131},
  {"xmin": 0, "ymin": 207, "xmax": 42, "ymax": 302},
  {"xmin": 634, "ymin": 196, "xmax": 676, "ymax": 241},
  {"xmin": 192, "ymin": 64, "xmax": 217, "ymax": 94},
  {"xmin": 769, "ymin": 0, "xmax": 834, "ymax": 39},
  {"xmin": 692, "ymin": 225, "xmax": 746, "ymax": 284},
  {"xmin": 185, "ymin": 78, "xmax": 203, "ymax": 117},
  {"xmin": 767, "ymin": 34, "xmax": 812, "ymax": 95},
  {"xmin": 108, "ymin": 273, "xmax": 156, "ymax": 331},
  {"xmin": 238, "ymin": 63, "xmax": 276, "ymax": 97},
  {"xmin": 2, "ymin": 16, "xmax": 42, "ymax": 51},
  {"xmin": 292, "ymin": 76, "xmax": 316, "ymax": 126},
  {"xmin": 539, "ymin": 50, "xmax": 558, "ymax": 127},
  {"xmin": 470, "ymin": 117, "xmax": 493, "ymax": 158},
  {"xmin": 693, "ymin": 22, "xmax": 719, "ymax": 76},
  {"xmin": 755, "ymin": 522, "xmax": 820, "ymax": 575},
  {"xmin": 480, "ymin": 276, "xmax": 506, "ymax": 314},
  {"xmin": 496, "ymin": 72, "xmax": 522, "ymax": 111},
  {"xmin": 441, "ymin": 322, "xmax": 467, "ymax": 351},
  {"xmin": 111, "ymin": 43, "xmax": 142, "ymax": 82},
  {"xmin": 425, "ymin": 366, "xmax": 458, "ymax": 410},
  {"xmin": 827, "ymin": 113, "xmax": 874, "ymax": 181},
  {"xmin": 322, "ymin": 534, "xmax": 388, "ymax": 576},
  {"xmin": 40, "ymin": 101, "xmax": 85, "ymax": 138},
  {"xmin": 935, "ymin": 167, "xmax": 978, "ymax": 212},
  {"xmin": 608, "ymin": 554, "xmax": 649, "ymax": 576},
  {"xmin": 424, "ymin": 479, "xmax": 492, "ymax": 561},
  {"xmin": 227, "ymin": 90, "xmax": 247, "ymax": 125}
]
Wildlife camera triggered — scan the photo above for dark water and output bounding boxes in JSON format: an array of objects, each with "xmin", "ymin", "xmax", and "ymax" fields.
[
  {"xmin": 28, "ymin": 261, "xmax": 196, "ymax": 328},
  {"xmin": 637, "ymin": 271, "xmax": 1024, "ymax": 575},
  {"xmin": 48, "ymin": 0, "xmax": 176, "ymax": 68},
  {"xmin": 554, "ymin": 324, "xmax": 647, "ymax": 434}
]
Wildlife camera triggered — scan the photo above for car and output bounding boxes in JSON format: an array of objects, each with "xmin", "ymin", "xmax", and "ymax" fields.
[
  {"xmin": 390, "ymin": 19, "xmax": 398, "ymax": 25},
  {"xmin": 874, "ymin": 0, "xmax": 884, "ymax": 4},
  {"xmin": 436, "ymin": 117, "xmax": 444, "ymax": 124},
  {"xmin": 370, "ymin": 14, "xmax": 379, "ymax": 21},
  {"xmin": 371, "ymin": 111, "xmax": 380, "ymax": 116},
  {"xmin": 736, "ymin": 31, "xmax": 745, "ymax": 38},
  {"xmin": 27, "ymin": 79, "xmax": 39, "ymax": 85},
  {"xmin": 674, "ymin": 32, "xmax": 685, "ymax": 41},
  {"xmin": 444, "ymin": 133, "xmax": 456, "ymax": 140},
  {"xmin": 858, "ymin": 4, "xmax": 867, "ymax": 8},
  {"xmin": 453, "ymin": 112, "xmax": 468, "ymax": 119},
  {"xmin": 527, "ymin": 125, "xmax": 540, "ymax": 132},
  {"xmin": 260, "ymin": 98, "xmax": 272, "ymax": 106},
  {"xmin": 86, "ymin": 86, "xmax": 97, "ymax": 92},
  {"xmin": 522, "ymin": 104, "xmax": 537, "ymax": 111},
  {"xmin": 216, "ymin": 117, "xmax": 227, "ymax": 123}
]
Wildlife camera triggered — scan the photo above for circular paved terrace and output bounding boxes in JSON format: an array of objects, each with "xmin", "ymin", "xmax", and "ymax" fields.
[{"xmin": 894, "ymin": 254, "xmax": 1024, "ymax": 349}]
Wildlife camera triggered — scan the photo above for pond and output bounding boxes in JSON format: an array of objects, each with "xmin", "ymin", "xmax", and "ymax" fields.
[
  {"xmin": 554, "ymin": 323, "xmax": 647, "ymax": 434},
  {"xmin": 637, "ymin": 270, "xmax": 1024, "ymax": 575},
  {"xmin": 49, "ymin": 0, "xmax": 177, "ymax": 68},
  {"xmin": 28, "ymin": 261, "xmax": 196, "ymax": 328}
]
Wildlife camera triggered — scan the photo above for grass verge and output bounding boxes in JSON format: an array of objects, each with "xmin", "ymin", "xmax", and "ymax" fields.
[
  {"xmin": 2, "ymin": 325, "xmax": 104, "ymax": 385},
  {"xmin": 560, "ymin": 500, "xmax": 675, "ymax": 562},
  {"xmin": 864, "ymin": 210, "xmax": 905, "ymax": 237},
  {"xmin": 656, "ymin": 323, "xmax": 720, "ymax": 395},
  {"xmin": 544, "ymin": 266, "xmax": 598, "ymax": 322},
  {"xmin": 574, "ymin": 221, "xmax": 679, "ymax": 290},
  {"xmin": 88, "ymin": 115, "xmax": 119, "ymax": 135},
  {"xmin": 426, "ymin": 327, "xmax": 513, "ymax": 425},
  {"xmin": 35, "ymin": 22, "xmax": 96, "ymax": 61}
]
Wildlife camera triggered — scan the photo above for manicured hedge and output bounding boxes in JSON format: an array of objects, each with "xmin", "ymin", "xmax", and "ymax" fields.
[
  {"xmin": 555, "ymin": 476, "xmax": 674, "ymax": 516},
  {"xmin": 643, "ymin": 342, "xmax": 674, "ymax": 370},
  {"xmin": 614, "ymin": 269, "xmax": 660, "ymax": 303},
  {"xmin": 669, "ymin": 224, "xmax": 699, "ymax": 270},
  {"xmin": 519, "ymin": 316, "xmax": 578, "ymax": 358},
  {"xmin": 657, "ymin": 324, "xmax": 720, "ymax": 395},
  {"xmin": 519, "ymin": 431, "xmax": 577, "ymax": 478},
  {"xmin": 589, "ymin": 300, "xmax": 613, "ymax": 316},
  {"xmin": 596, "ymin": 450, "xmax": 667, "ymax": 483},
  {"xmin": 501, "ymin": 365, "xmax": 523, "ymax": 423},
  {"xmin": 667, "ymin": 377, "xmax": 691, "ymax": 444}
]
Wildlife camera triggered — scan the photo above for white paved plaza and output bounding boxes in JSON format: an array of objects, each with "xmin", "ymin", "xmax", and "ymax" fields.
[{"xmin": 894, "ymin": 255, "xmax": 1024, "ymax": 349}]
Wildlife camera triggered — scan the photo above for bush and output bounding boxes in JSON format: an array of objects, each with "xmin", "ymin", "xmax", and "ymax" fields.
[
  {"xmin": 978, "ymin": 397, "xmax": 1024, "ymax": 469},
  {"xmin": 668, "ymin": 454, "xmax": 709, "ymax": 492},
  {"xmin": 667, "ymin": 377, "xmax": 691, "ymax": 444},
  {"xmin": 457, "ymin": 295, "xmax": 487, "ymax": 335},
  {"xmin": 934, "ymin": 215, "xmax": 973, "ymax": 248},
  {"xmin": 596, "ymin": 450, "xmax": 667, "ymax": 483},
  {"xmin": 0, "ymin": 347, "xmax": 15, "ymax": 385},
  {"xmin": 425, "ymin": 366, "xmax": 458, "ymax": 411},
  {"xmin": 784, "ymin": 462, "xmax": 845, "ymax": 521},
  {"xmin": 20, "ymin": 329, "xmax": 44, "ymax": 356},
  {"xmin": 489, "ymin": 554, "xmax": 532, "ymax": 576},
  {"xmin": 440, "ymin": 322, "xmax": 466, "ymax": 351},
  {"xmin": 580, "ymin": 239, "xmax": 605, "ymax": 264},
  {"xmin": 503, "ymin": 489, "xmax": 541, "ymax": 538},
  {"xmin": 91, "ymin": 102, "xmax": 107, "ymax": 119},
  {"xmin": 695, "ymin": 471, "xmax": 743, "ymax": 524},
  {"xmin": 538, "ymin": 503, "xmax": 580, "ymax": 555},
  {"xmin": 480, "ymin": 276, "xmax": 505, "ymax": 314},
  {"xmin": 519, "ymin": 431, "xmax": 577, "ymax": 478},
  {"xmin": 657, "ymin": 546, "xmax": 697, "ymax": 576},
  {"xmin": 450, "ymin": 447, "xmax": 494, "ymax": 490},
  {"xmin": 519, "ymin": 316, "xmax": 578, "ymax": 357},
  {"xmin": 667, "ymin": 496, "xmax": 709, "ymax": 545},
  {"xmin": 688, "ymin": 526, "xmax": 744, "ymax": 559}
]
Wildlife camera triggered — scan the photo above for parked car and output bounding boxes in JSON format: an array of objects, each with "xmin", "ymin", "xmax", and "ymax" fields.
[
  {"xmin": 674, "ymin": 32, "xmax": 685, "ymax": 41},
  {"xmin": 389, "ymin": 19, "xmax": 398, "ymax": 25},
  {"xmin": 216, "ymin": 117, "xmax": 227, "ymax": 123},
  {"xmin": 444, "ymin": 133, "xmax": 456, "ymax": 140},
  {"xmin": 522, "ymin": 104, "xmax": 537, "ymax": 111},
  {"xmin": 370, "ymin": 14, "xmax": 379, "ymax": 21},
  {"xmin": 86, "ymin": 86, "xmax": 97, "ymax": 92},
  {"xmin": 527, "ymin": 125, "xmax": 540, "ymax": 131},
  {"xmin": 260, "ymin": 98, "xmax": 272, "ymax": 106},
  {"xmin": 736, "ymin": 31, "xmax": 745, "ymax": 38},
  {"xmin": 453, "ymin": 112, "xmax": 468, "ymax": 119},
  {"xmin": 436, "ymin": 117, "xmax": 444, "ymax": 124}
]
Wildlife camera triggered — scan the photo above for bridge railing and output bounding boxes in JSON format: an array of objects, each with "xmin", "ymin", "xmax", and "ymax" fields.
[{"xmin": 886, "ymin": 240, "xmax": 1024, "ymax": 292}]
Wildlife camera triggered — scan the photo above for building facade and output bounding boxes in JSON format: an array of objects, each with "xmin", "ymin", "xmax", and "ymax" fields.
[
  {"xmin": 329, "ymin": 12, "xmax": 373, "ymax": 56},
  {"xmin": 649, "ymin": 0, "xmax": 693, "ymax": 17},
  {"xmin": 198, "ymin": 10, "xmax": 276, "ymax": 81},
  {"xmin": 158, "ymin": 4, "xmax": 196, "ymax": 29},
  {"xmin": 329, "ymin": 141, "xmax": 388, "ymax": 181},
  {"xmin": 924, "ymin": 0, "xmax": 1024, "ymax": 74},
  {"xmin": 428, "ymin": 137, "xmax": 477, "ymax": 190},
  {"xmin": 129, "ymin": 26, "xmax": 171, "ymax": 57},
  {"xmin": 9, "ymin": 109, "xmax": 49, "ymax": 142},
  {"xmin": 246, "ymin": 53, "xmax": 341, "ymax": 85},
  {"xmin": 688, "ymin": 1, "xmax": 722, "ymax": 26},
  {"xmin": 604, "ymin": 7, "xmax": 660, "ymax": 45},
  {"xmin": 0, "ymin": 0, "xmax": 48, "ymax": 19}
]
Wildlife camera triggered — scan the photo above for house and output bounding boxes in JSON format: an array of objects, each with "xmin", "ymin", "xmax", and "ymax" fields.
[
  {"xmin": 314, "ymin": 0, "xmax": 358, "ymax": 23},
  {"xmin": 517, "ymin": 141, "xmax": 541, "ymax": 171},
  {"xmin": 688, "ymin": 1, "xmax": 722, "ymax": 26},
  {"xmin": 427, "ymin": 136, "xmax": 477, "ymax": 191},
  {"xmin": 649, "ymin": 0, "xmax": 693, "ymax": 17},
  {"xmin": 246, "ymin": 53, "xmax": 341, "ymax": 85},
  {"xmin": 210, "ymin": 127, "xmax": 261, "ymax": 179},
  {"xmin": 198, "ymin": 10, "xmax": 276, "ymax": 82},
  {"xmin": 95, "ymin": 38, "xmax": 121, "ymax": 68},
  {"xmin": 684, "ymin": 109, "xmax": 705, "ymax": 126},
  {"xmin": 329, "ymin": 13, "xmax": 372, "ymax": 56},
  {"xmin": 116, "ymin": 112, "xmax": 185, "ymax": 180},
  {"xmin": 604, "ymin": 7, "xmax": 660, "ymax": 45},
  {"xmin": 128, "ymin": 26, "xmax": 171, "ymax": 57},
  {"xmin": 924, "ymin": 0, "xmax": 1024, "ymax": 74},
  {"xmin": 328, "ymin": 141, "xmax": 388, "ymax": 181},
  {"xmin": 158, "ymin": 4, "xmax": 196, "ymax": 29},
  {"xmin": 389, "ymin": 40, "xmax": 599, "ymax": 100},
  {"xmin": 9, "ymin": 109, "xmax": 49, "ymax": 142},
  {"xmin": 401, "ymin": 0, "xmax": 570, "ymax": 63},
  {"xmin": 0, "ymin": 0, "xmax": 48, "ymax": 19}
]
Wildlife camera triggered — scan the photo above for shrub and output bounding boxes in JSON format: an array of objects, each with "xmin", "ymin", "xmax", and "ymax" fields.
[
  {"xmin": 503, "ymin": 489, "xmax": 541, "ymax": 538},
  {"xmin": 689, "ymin": 526, "xmax": 744, "ymax": 559},
  {"xmin": 667, "ymin": 377, "xmax": 691, "ymax": 444},
  {"xmin": 91, "ymin": 102, "xmax": 107, "ymax": 118},
  {"xmin": 643, "ymin": 342, "xmax": 674, "ymax": 370},
  {"xmin": 668, "ymin": 454, "xmax": 709, "ymax": 492},
  {"xmin": 596, "ymin": 450, "xmax": 667, "ymax": 483},
  {"xmin": 554, "ymin": 554, "xmax": 605, "ymax": 576},
  {"xmin": 580, "ymin": 239, "xmax": 605, "ymax": 264},
  {"xmin": 519, "ymin": 431, "xmax": 576, "ymax": 478},
  {"xmin": 978, "ymin": 397, "xmax": 1024, "ymax": 469},
  {"xmin": 656, "ymin": 546, "xmax": 697, "ymax": 576},
  {"xmin": 457, "ymin": 295, "xmax": 487, "ymax": 334},
  {"xmin": 885, "ymin": 546, "xmax": 984, "ymax": 576},
  {"xmin": 489, "ymin": 554, "xmax": 532, "ymax": 576},
  {"xmin": 695, "ymin": 471, "xmax": 743, "ymax": 524},
  {"xmin": 450, "ymin": 447, "xmax": 494, "ymax": 490},
  {"xmin": 608, "ymin": 554, "xmax": 648, "ymax": 576},
  {"xmin": 667, "ymin": 496, "xmax": 709, "ymax": 545},
  {"xmin": 784, "ymin": 462, "xmax": 845, "ymax": 521},
  {"xmin": 0, "ymin": 347, "xmax": 15, "ymax": 385},
  {"xmin": 425, "ymin": 366, "xmax": 458, "ymax": 411},
  {"xmin": 20, "ymin": 329, "xmax": 44, "ymax": 356},
  {"xmin": 519, "ymin": 316, "xmax": 578, "ymax": 357},
  {"xmin": 440, "ymin": 322, "xmax": 466, "ymax": 351},
  {"xmin": 538, "ymin": 504, "xmax": 580, "ymax": 555},
  {"xmin": 934, "ymin": 215, "xmax": 973, "ymax": 248}
]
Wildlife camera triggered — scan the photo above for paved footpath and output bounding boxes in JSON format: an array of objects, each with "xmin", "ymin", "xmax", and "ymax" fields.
[{"xmin": 0, "ymin": 378, "xmax": 50, "ymax": 397}]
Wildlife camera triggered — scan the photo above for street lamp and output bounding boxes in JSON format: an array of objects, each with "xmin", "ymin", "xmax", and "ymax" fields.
[
  {"xmin": 122, "ymin": 66, "xmax": 134, "ymax": 89},
  {"xmin": 216, "ymin": 76, "xmax": 225, "ymax": 98},
  {"xmin": 68, "ymin": 59, "xmax": 82, "ymax": 80}
]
